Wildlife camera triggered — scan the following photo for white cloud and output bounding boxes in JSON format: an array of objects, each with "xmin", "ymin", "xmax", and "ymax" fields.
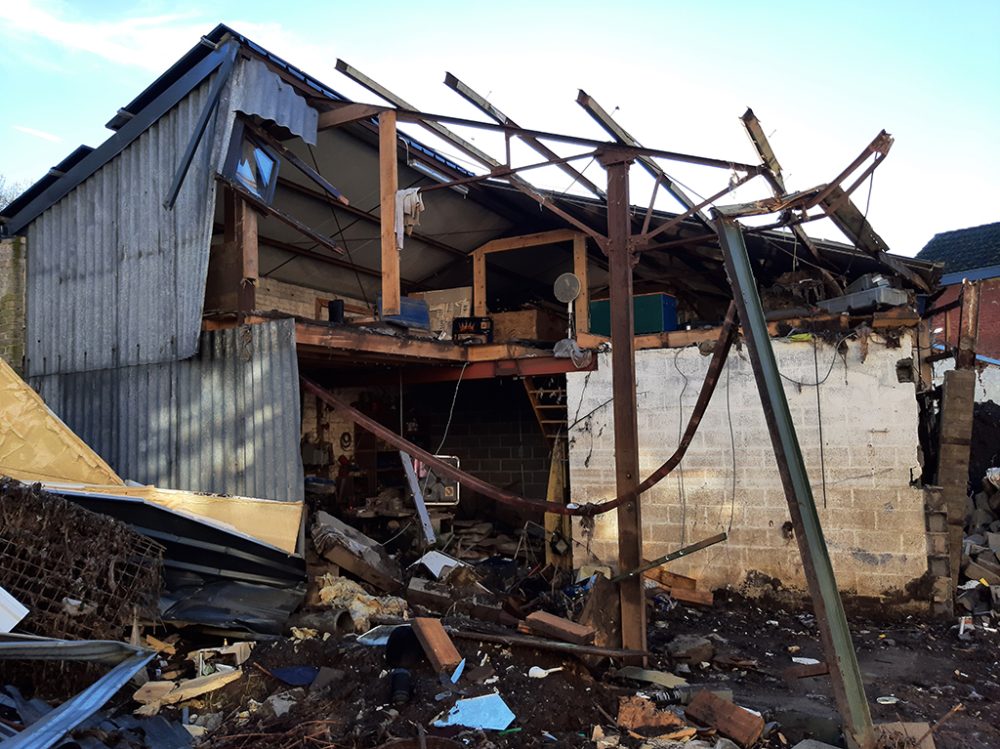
[
  {"xmin": 0, "ymin": 1, "xmax": 211, "ymax": 72},
  {"xmin": 13, "ymin": 125, "xmax": 62, "ymax": 143}
]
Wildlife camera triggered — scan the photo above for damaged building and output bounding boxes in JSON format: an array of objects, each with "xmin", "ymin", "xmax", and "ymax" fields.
[{"xmin": 0, "ymin": 22, "xmax": 995, "ymax": 749}]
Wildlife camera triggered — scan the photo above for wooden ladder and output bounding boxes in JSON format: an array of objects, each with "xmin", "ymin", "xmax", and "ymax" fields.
[{"xmin": 523, "ymin": 375, "xmax": 568, "ymax": 444}]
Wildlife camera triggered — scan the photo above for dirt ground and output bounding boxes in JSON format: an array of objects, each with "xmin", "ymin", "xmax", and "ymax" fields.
[{"xmin": 193, "ymin": 590, "xmax": 999, "ymax": 749}]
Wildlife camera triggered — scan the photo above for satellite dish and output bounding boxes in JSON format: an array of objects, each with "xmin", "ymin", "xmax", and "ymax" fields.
[{"xmin": 554, "ymin": 272, "xmax": 582, "ymax": 303}]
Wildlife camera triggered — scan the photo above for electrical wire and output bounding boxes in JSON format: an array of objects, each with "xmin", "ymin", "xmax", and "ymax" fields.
[
  {"xmin": 673, "ymin": 348, "xmax": 689, "ymax": 546},
  {"xmin": 419, "ymin": 362, "xmax": 470, "ymax": 497},
  {"xmin": 813, "ymin": 337, "xmax": 829, "ymax": 509},
  {"xmin": 725, "ymin": 357, "xmax": 737, "ymax": 533},
  {"xmin": 306, "ymin": 144, "xmax": 372, "ymax": 309}
]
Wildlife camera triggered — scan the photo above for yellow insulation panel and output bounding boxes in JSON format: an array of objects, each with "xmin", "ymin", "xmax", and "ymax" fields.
[{"xmin": 0, "ymin": 358, "xmax": 123, "ymax": 486}]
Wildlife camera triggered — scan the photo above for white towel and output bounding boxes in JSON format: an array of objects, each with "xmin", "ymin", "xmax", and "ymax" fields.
[{"xmin": 395, "ymin": 187, "xmax": 425, "ymax": 250}]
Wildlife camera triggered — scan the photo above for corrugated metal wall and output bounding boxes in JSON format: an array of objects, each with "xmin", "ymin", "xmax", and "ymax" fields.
[
  {"xmin": 32, "ymin": 319, "xmax": 304, "ymax": 502},
  {"xmin": 21, "ymin": 55, "xmax": 320, "ymax": 502},
  {"xmin": 24, "ymin": 57, "xmax": 319, "ymax": 379},
  {"xmin": 25, "ymin": 78, "xmax": 219, "ymax": 378}
]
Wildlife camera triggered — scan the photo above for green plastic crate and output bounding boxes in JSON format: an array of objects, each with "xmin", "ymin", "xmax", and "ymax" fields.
[{"xmin": 588, "ymin": 292, "xmax": 678, "ymax": 336}]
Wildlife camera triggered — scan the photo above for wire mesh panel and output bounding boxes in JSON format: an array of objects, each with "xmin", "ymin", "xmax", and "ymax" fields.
[{"xmin": 0, "ymin": 478, "xmax": 163, "ymax": 641}]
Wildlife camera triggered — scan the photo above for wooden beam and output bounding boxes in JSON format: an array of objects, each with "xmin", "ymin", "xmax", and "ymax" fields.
[
  {"xmin": 573, "ymin": 234, "xmax": 589, "ymax": 334},
  {"xmin": 472, "ymin": 250, "xmax": 487, "ymax": 316},
  {"xmin": 379, "ymin": 110, "xmax": 401, "ymax": 316},
  {"xmin": 479, "ymin": 229, "xmax": 579, "ymax": 254},
  {"xmin": 317, "ymin": 103, "xmax": 387, "ymax": 129},
  {"xmin": 443, "ymin": 72, "xmax": 605, "ymax": 199},
  {"xmin": 236, "ymin": 197, "xmax": 258, "ymax": 314}
]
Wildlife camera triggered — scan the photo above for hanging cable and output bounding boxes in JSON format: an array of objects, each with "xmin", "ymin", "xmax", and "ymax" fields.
[
  {"xmin": 673, "ymin": 348, "xmax": 689, "ymax": 546},
  {"xmin": 306, "ymin": 144, "xmax": 372, "ymax": 310},
  {"xmin": 726, "ymin": 357, "xmax": 737, "ymax": 533},
  {"xmin": 813, "ymin": 337, "xmax": 830, "ymax": 509}
]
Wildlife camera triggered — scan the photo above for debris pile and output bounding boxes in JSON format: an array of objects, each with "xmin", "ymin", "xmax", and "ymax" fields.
[
  {"xmin": 0, "ymin": 477, "xmax": 163, "ymax": 643},
  {"xmin": 958, "ymin": 467, "xmax": 1000, "ymax": 615}
]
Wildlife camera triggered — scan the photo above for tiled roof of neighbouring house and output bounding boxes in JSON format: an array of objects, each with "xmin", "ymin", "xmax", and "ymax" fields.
[{"xmin": 917, "ymin": 220, "xmax": 1000, "ymax": 274}]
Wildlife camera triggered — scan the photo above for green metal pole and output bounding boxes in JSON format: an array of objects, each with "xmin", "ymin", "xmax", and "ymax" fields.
[{"xmin": 714, "ymin": 213, "xmax": 874, "ymax": 749}]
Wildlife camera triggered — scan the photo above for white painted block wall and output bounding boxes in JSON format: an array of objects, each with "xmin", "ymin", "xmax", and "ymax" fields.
[{"xmin": 567, "ymin": 333, "xmax": 929, "ymax": 597}]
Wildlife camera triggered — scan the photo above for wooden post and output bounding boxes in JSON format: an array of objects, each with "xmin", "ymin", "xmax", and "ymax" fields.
[
  {"xmin": 379, "ymin": 110, "xmax": 401, "ymax": 317},
  {"xmin": 473, "ymin": 250, "xmax": 487, "ymax": 316},
  {"xmin": 600, "ymin": 150, "xmax": 645, "ymax": 657},
  {"xmin": 956, "ymin": 280, "xmax": 980, "ymax": 370},
  {"xmin": 236, "ymin": 197, "xmax": 258, "ymax": 314},
  {"xmin": 544, "ymin": 438, "xmax": 571, "ymax": 570},
  {"xmin": 573, "ymin": 234, "xmax": 589, "ymax": 334}
]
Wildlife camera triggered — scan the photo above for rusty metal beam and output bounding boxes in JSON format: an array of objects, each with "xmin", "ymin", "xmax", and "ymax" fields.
[
  {"xmin": 444, "ymin": 72, "xmax": 606, "ymax": 199},
  {"xmin": 739, "ymin": 107, "xmax": 840, "ymax": 294},
  {"xmin": 714, "ymin": 213, "xmax": 874, "ymax": 749},
  {"xmin": 600, "ymin": 149, "xmax": 645, "ymax": 657},
  {"xmin": 577, "ymin": 89, "xmax": 712, "ymax": 228},
  {"xmin": 334, "ymin": 59, "xmax": 608, "ymax": 246}
]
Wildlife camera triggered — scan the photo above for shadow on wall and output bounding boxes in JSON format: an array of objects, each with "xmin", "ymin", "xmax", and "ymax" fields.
[{"xmin": 29, "ymin": 319, "xmax": 304, "ymax": 502}]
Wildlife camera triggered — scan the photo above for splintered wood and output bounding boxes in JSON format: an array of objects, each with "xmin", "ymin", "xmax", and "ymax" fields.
[{"xmin": 617, "ymin": 695, "xmax": 685, "ymax": 733}]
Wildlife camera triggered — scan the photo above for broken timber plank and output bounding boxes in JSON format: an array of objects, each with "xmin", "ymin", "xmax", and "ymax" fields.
[
  {"xmin": 312, "ymin": 511, "xmax": 402, "ymax": 593},
  {"xmin": 449, "ymin": 629, "xmax": 645, "ymax": 658},
  {"xmin": 525, "ymin": 610, "xmax": 596, "ymax": 645},
  {"xmin": 412, "ymin": 617, "xmax": 463, "ymax": 673},
  {"xmin": 685, "ymin": 690, "xmax": 764, "ymax": 748},
  {"xmin": 661, "ymin": 586, "xmax": 714, "ymax": 607}
]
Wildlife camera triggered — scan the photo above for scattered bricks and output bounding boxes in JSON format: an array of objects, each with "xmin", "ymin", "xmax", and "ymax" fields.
[
  {"xmin": 525, "ymin": 610, "xmax": 595, "ymax": 645},
  {"xmin": 963, "ymin": 560, "xmax": 1000, "ymax": 586},
  {"xmin": 411, "ymin": 617, "xmax": 463, "ymax": 674},
  {"xmin": 685, "ymin": 690, "xmax": 764, "ymax": 748}
]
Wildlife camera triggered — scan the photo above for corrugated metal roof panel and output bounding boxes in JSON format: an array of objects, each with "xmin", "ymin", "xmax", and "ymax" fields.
[
  {"xmin": 230, "ymin": 57, "xmax": 318, "ymax": 145},
  {"xmin": 31, "ymin": 320, "xmax": 303, "ymax": 502}
]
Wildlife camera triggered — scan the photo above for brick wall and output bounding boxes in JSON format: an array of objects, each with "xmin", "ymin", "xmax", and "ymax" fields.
[
  {"xmin": 0, "ymin": 237, "xmax": 26, "ymax": 373},
  {"xmin": 930, "ymin": 279, "xmax": 1000, "ymax": 360},
  {"xmin": 567, "ymin": 333, "xmax": 929, "ymax": 598}
]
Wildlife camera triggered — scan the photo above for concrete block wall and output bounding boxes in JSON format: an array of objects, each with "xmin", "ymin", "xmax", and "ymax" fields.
[
  {"xmin": 567, "ymin": 333, "xmax": 929, "ymax": 598},
  {"xmin": 0, "ymin": 238, "xmax": 26, "ymax": 373},
  {"xmin": 257, "ymin": 277, "xmax": 368, "ymax": 321}
]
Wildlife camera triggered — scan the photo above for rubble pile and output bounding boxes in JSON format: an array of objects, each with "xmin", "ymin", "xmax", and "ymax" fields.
[
  {"xmin": 958, "ymin": 468, "xmax": 1000, "ymax": 615},
  {"xmin": 1, "ymin": 474, "xmax": 996, "ymax": 747}
]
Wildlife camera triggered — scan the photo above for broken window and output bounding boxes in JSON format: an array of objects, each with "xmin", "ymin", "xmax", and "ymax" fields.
[{"xmin": 223, "ymin": 119, "xmax": 280, "ymax": 203}]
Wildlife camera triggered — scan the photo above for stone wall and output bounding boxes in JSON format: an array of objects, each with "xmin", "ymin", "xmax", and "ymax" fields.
[
  {"xmin": 567, "ymin": 332, "xmax": 929, "ymax": 598},
  {"xmin": 0, "ymin": 237, "xmax": 26, "ymax": 373}
]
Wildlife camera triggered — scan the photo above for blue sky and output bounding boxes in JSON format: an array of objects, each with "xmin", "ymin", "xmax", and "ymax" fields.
[{"xmin": 1, "ymin": 0, "xmax": 997, "ymax": 255}]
